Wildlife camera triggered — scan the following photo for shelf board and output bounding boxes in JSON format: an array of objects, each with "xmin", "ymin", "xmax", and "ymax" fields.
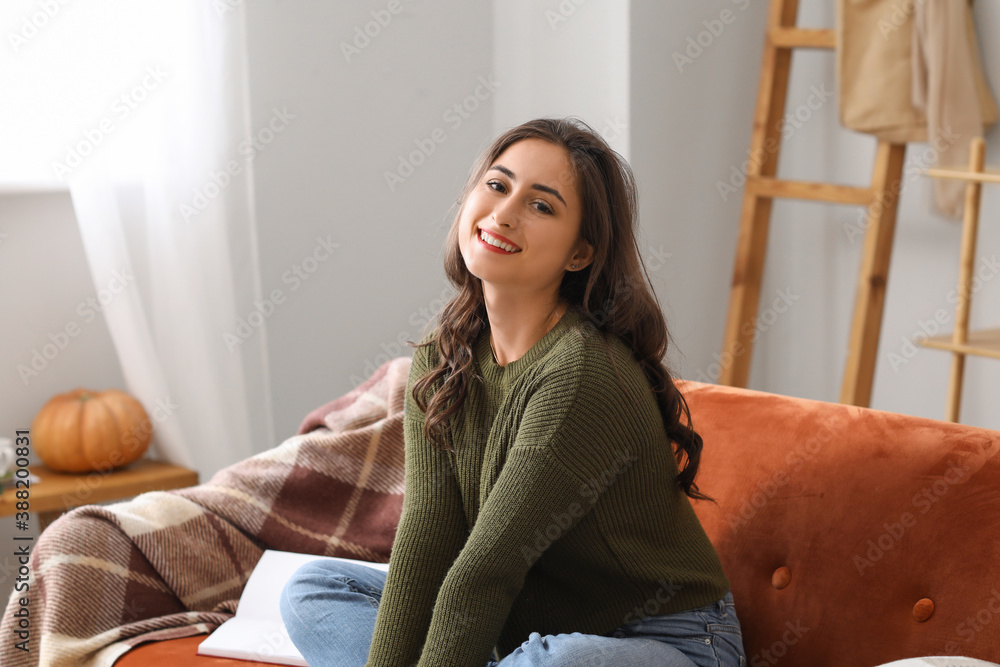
[
  {"xmin": 920, "ymin": 328, "xmax": 1000, "ymax": 360},
  {"xmin": 920, "ymin": 168, "xmax": 1000, "ymax": 185},
  {"xmin": 0, "ymin": 459, "xmax": 198, "ymax": 516}
]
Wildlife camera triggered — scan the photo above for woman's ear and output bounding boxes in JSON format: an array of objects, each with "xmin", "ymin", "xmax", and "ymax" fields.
[{"xmin": 569, "ymin": 240, "xmax": 595, "ymax": 271}]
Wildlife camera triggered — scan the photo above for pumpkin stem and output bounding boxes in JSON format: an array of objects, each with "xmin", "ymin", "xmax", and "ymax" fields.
[{"xmin": 79, "ymin": 393, "xmax": 91, "ymax": 401}]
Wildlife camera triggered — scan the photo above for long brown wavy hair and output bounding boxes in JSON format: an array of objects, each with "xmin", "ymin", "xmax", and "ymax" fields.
[{"xmin": 409, "ymin": 117, "xmax": 710, "ymax": 501}]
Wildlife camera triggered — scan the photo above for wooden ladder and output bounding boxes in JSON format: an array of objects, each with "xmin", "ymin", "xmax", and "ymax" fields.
[{"xmin": 717, "ymin": 0, "xmax": 906, "ymax": 407}]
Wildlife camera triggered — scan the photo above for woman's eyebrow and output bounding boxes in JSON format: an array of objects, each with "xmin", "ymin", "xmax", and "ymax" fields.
[{"xmin": 488, "ymin": 164, "xmax": 567, "ymax": 206}]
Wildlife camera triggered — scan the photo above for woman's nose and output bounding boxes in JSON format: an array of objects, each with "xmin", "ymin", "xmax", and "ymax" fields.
[{"xmin": 492, "ymin": 199, "xmax": 519, "ymax": 228}]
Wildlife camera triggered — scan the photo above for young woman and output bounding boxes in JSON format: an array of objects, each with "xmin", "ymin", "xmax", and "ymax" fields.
[{"xmin": 280, "ymin": 118, "xmax": 747, "ymax": 666}]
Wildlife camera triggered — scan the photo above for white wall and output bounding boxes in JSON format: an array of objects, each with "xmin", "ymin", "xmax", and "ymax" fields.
[{"xmin": 492, "ymin": 0, "xmax": 630, "ymax": 157}]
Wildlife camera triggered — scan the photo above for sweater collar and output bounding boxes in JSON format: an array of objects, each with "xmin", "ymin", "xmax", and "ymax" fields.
[{"xmin": 476, "ymin": 306, "xmax": 584, "ymax": 384}]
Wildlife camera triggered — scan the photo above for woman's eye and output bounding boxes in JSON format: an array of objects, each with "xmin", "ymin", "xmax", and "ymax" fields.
[{"xmin": 484, "ymin": 180, "xmax": 552, "ymax": 214}]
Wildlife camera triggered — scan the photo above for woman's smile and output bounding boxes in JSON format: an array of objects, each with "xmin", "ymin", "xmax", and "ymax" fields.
[{"xmin": 477, "ymin": 227, "xmax": 522, "ymax": 254}]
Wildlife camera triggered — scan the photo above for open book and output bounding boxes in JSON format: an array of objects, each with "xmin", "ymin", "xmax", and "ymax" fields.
[{"xmin": 197, "ymin": 549, "xmax": 390, "ymax": 666}]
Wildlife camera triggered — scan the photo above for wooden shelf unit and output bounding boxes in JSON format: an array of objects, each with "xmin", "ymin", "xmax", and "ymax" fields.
[{"xmin": 917, "ymin": 137, "xmax": 999, "ymax": 422}]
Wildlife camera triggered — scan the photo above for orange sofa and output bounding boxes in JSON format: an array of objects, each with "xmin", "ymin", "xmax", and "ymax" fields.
[{"xmin": 109, "ymin": 380, "xmax": 998, "ymax": 665}]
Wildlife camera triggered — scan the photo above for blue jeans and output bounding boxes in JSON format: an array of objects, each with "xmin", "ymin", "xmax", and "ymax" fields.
[{"xmin": 280, "ymin": 560, "xmax": 747, "ymax": 667}]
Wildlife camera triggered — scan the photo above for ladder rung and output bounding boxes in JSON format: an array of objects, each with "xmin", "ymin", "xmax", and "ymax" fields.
[
  {"xmin": 749, "ymin": 176, "xmax": 873, "ymax": 205},
  {"xmin": 770, "ymin": 28, "xmax": 836, "ymax": 50}
]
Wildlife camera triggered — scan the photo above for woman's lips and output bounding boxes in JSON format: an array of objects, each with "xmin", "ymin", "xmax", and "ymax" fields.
[{"xmin": 477, "ymin": 228, "xmax": 521, "ymax": 254}]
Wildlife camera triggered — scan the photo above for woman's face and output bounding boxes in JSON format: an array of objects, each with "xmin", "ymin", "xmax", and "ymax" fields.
[{"xmin": 457, "ymin": 138, "xmax": 593, "ymax": 297}]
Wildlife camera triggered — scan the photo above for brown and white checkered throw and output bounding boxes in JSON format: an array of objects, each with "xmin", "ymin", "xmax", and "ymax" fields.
[{"xmin": 1, "ymin": 357, "xmax": 411, "ymax": 667}]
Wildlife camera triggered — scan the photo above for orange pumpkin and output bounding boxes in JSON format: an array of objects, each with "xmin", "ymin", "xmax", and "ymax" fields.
[{"xmin": 31, "ymin": 388, "xmax": 153, "ymax": 473}]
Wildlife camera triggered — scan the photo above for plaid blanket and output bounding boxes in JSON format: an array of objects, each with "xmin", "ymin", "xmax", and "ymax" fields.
[{"xmin": 0, "ymin": 356, "xmax": 411, "ymax": 667}]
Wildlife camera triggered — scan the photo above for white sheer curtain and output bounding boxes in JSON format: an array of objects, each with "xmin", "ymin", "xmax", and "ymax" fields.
[{"xmin": 65, "ymin": 2, "xmax": 274, "ymax": 478}]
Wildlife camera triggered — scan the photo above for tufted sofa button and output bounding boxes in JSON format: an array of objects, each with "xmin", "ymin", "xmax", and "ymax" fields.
[
  {"xmin": 912, "ymin": 598, "xmax": 934, "ymax": 622},
  {"xmin": 771, "ymin": 566, "xmax": 791, "ymax": 590}
]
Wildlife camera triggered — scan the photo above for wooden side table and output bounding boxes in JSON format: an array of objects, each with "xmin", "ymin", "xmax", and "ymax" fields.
[{"xmin": 0, "ymin": 459, "xmax": 199, "ymax": 531}]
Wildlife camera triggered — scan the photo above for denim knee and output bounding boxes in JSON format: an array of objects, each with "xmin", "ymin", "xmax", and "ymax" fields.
[
  {"xmin": 279, "ymin": 561, "xmax": 327, "ymax": 633},
  {"xmin": 282, "ymin": 561, "xmax": 331, "ymax": 603},
  {"xmin": 281, "ymin": 560, "xmax": 385, "ymax": 617},
  {"xmin": 505, "ymin": 631, "xmax": 592, "ymax": 666}
]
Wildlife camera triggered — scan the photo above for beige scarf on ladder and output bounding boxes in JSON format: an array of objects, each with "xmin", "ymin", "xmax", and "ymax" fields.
[{"xmin": 837, "ymin": 0, "xmax": 998, "ymax": 219}]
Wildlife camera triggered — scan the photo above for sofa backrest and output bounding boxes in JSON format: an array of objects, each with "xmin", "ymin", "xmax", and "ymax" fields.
[{"xmin": 680, "ymin": 380, "xmax": 1000, "ymax": 666}]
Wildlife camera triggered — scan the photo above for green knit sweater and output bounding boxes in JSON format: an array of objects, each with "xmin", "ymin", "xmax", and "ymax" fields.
[{"xmin": 366, "ymin": 307, "xmax": 730, "ymax": 666}]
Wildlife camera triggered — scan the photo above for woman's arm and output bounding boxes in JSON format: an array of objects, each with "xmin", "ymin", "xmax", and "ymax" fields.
[{"xmin": 365, "ymin": 349, "xmax": 469, "ymax": 667}]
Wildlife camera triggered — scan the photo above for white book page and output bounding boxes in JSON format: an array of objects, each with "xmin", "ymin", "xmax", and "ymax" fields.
[
  {"xmin": 197, "ymin": 617, "xmax": 307, "ymax": 666},
  {"xmin": 197, "ymin": 550, "xmax": 390, "ymax": 665}
]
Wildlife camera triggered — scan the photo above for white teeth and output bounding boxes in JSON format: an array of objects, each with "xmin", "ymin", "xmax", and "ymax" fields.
[{"xmin": 480, "ymin": 229, "xmax": 519, "ymax": 253}]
